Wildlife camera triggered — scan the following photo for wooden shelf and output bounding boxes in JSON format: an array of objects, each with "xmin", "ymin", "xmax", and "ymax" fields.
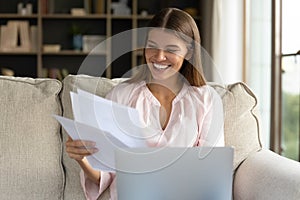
[
  {"xmin": 0, "ymin": 0, "xmax": 202, "ymax": 78},
  {"xmin": 42, "ymin": 50, "xmax": 106, "ymax": 56},
  {"xmin": 0, "ymin": 14, "xmax": 38, "ymax": 19},
  {"xmin": 111, "ymin": 15, "xmax": 133, "ymax": 19},
  {"xmin": 41, "ymin": 14, "xmax": 107, "ymax": 19},
  {"xmin": 0, "ymin": 51, "xmax": 37, "ymax": 55}
]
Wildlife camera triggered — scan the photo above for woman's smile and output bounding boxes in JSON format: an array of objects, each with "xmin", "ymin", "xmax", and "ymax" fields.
[{"xmin": 153, "ymin": 63, "xmax": 171, "ymax": 70}]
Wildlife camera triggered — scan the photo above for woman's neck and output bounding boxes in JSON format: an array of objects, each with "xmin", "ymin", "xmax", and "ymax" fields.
[{"xmin": 147, "ymin": 77, "xmax": 183, "ymax": 100}]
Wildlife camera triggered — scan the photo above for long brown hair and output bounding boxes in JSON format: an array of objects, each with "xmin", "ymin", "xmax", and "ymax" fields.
[{"xmin": 129, "ymin": 8, "xmax": 206, "ymax": 86}]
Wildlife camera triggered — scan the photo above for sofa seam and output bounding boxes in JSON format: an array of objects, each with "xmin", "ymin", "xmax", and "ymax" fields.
[
  {"xmin": 53, "ymin": 80, "xmax": 65, "ymax": 200},
  {"xmin": 57, "ymin": 80, "xmax": 67, "ymax": 200},
  {"xmin": 238, "ymin": 82, "xmax": 263, "ymax": 149}
]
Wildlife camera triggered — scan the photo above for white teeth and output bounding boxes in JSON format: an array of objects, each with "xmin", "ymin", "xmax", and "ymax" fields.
[{"xmin": 153, "ymin": 63, "xmax": 169, "ymax": 69}]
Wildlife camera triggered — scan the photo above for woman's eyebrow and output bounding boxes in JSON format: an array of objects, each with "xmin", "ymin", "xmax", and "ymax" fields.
[
  {"xmin": 165, "ymin": 45, "xmax": 181, "ymax": 49},
  {"xmin": 147, "ymin": 40, "xmax": 181, "ymax": 48}
]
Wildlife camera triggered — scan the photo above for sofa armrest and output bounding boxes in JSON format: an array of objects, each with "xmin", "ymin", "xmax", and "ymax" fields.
[{"xmin": 233, "ymin": 149, "xmax": 300, "ymax": 200}]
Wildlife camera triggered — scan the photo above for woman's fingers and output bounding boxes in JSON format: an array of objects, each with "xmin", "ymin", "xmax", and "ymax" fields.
[
  {"xmin": 66, "ymin": 148, "xmax": 98, "ymax": 161},
  {"xmin": 65, "ymin": 138, "xmax": 99, "ymax": 161},
  {"xmin": 66, "ymin": 139, "xmax": 96, "ymax": 148},
  {"xmin": 66, "ymin": 145, "xmax": 98, "ymax": 155},
  {"xmin": 66, "ymin": 146, "xmax": 99, "ymax": 161},
  {"xmin": 67, "ymin": 152, "xmax": 86, "ymax": 161}
]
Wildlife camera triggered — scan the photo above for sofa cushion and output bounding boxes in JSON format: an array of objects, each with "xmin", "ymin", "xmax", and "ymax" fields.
[
  {"xmin": 0, "ymin": 76, "xmax": 64, "ymax": 199},
  {"xmin": 210, "ymin": 82, "xmax": 262, "ymax": 169},
  {"xmin": 234, "ymin": 149, "xmax": 300, "ymax": 199}
]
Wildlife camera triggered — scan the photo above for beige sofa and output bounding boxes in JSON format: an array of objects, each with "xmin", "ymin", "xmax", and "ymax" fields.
[{"xmin": 0, "ymin": 74, "xmax": 299, "ymax": 200}]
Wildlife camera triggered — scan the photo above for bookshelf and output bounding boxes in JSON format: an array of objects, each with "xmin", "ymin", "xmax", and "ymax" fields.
[{"xmin": 0, "ymin": 0, "xmax": 202, "ymax": 79}]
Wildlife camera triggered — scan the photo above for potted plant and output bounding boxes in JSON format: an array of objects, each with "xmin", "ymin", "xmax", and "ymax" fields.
[{"xmin": 71, "ymin": 24, "xmax": 84, "ymax": 51}]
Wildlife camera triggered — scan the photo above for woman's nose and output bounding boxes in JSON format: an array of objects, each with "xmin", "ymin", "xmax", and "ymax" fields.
[{"xmin": 154, "ymin": 49, "xmax": 166, "ymax": 61}]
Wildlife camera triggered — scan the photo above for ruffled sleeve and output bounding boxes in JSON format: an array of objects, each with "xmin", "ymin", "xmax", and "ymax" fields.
[{"xmin": 80, "ymin": 170, "xmax": 114, "ymax": 200}]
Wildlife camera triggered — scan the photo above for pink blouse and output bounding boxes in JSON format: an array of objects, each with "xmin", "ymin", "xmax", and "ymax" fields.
[{"xmin": 80, "ymin": 81, "xmax": 224, "ymax": 200}]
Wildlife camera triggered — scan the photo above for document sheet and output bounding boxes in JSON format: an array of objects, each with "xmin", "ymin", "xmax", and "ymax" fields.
[{"xmin": 54, "ymin": 89, "xmax": 148, "ymax": 172}]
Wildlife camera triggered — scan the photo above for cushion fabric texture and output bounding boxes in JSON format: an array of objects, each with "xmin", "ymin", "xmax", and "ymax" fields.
[
  {"xmin": 0, "ymin": 76, "xmax": 64, "ymax": 200},
  {"xmin": 211, "ymin": 82, "xmax": 262, "ymax": 169}
]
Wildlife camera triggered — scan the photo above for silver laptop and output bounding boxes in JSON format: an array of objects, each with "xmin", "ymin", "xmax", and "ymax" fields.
[{"xmin": 115, "ymin": 147, "xmax": 234, "ymax": 200}]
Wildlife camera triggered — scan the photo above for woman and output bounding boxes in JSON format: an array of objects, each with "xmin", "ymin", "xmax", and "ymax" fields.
[{"xmin": 66, "ymin": 7, "xmax": 224, "ymax": 200}]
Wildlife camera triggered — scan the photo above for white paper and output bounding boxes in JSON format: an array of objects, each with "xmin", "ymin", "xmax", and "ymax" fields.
[
  {"xmin": 73, "ymin": 89, "xmax": 148, "ymax": 147},
  {"xmin": 70, "ymin": 91, "xmax": 99, "ymax": 128},
  {"xmin": 54, "ymin": 89, "xmax": 151, "ymax": 171},
  {"xmin": 54, "ymin": 115, "xmax": 127, "ymax": 172}
]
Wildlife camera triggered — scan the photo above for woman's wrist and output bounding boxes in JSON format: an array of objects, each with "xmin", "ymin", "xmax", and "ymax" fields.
[
  {"xmin": 77, "ymin": 157, "xmax": 101, "ymax": 185},
  {"xmin": 76, "ymin": 157, "xmax": 88, "ymax": 166}
]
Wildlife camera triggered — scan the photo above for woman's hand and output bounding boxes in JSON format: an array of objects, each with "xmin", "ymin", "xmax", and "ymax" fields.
[
  {"xmin": 65, "ymin": 136, "xmax": 99, "ymax": 161},
  {"xmin": 66, "ymin": 136, "xmax": 101, "ymax": 184}
]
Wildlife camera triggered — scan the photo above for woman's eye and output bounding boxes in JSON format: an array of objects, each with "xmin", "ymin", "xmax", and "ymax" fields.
[{"xmin": 166, "ymin": 49, "xmax": 178, "ymax": 53}]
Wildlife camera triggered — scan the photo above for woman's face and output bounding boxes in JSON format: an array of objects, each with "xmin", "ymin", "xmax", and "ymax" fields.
[{"xmin": 145, "ymin": 29, "xmax": 190, "ymax": 81}]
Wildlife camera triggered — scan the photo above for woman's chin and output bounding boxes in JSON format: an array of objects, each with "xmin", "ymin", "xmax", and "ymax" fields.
[
  {"xmin": 150, "ymin": 68, "xmax": 172, "ymax": 81},
  {"xmin": 150, "ymin": 73, "xmax": 179, "ymax": 83},
  {"xmin": 151, "ymin": 70, "xmax": 169, "ymax": 80}
]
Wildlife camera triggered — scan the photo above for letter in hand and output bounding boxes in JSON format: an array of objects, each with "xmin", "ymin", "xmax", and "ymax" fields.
[{"xmin": 65, "ymin": 136, "xmax": 99, "ymax": 161}]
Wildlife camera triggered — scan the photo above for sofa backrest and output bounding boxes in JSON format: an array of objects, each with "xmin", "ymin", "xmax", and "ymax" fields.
[
  {"xmin": 61, "ymin": 74, "xmax": 262, "ymax": 200},
  {"xmin": 0, "ymin": 76, "xmax": 64, "ymax": 200}
]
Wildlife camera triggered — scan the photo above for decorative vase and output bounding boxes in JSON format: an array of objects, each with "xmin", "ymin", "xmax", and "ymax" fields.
[{"xmin": 73, "ymin": 34, "xmax": 82, "ymax": 51}]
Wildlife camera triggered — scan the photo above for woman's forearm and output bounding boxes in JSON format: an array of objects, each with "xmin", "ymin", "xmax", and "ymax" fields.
[{"xmin": 77, "ymin": 158, "xmax": 101, "ymax": 185}]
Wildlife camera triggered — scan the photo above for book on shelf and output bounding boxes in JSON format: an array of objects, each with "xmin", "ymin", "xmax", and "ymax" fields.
[
  {"xmin": 41, "ymin": 0, "xmax": 55, "ymax": 14},
  {"xmin": 93, "ymin": 0, "xmax": 105, "ymax": 14},
  {"xmin": 84, "ymin": 0, "xmax": 92, "ymax": 14},
  {"xmin": 0, "ymin": 26, "xmax": 8, "ymax": 50},
  {"xmin": 43, "ymin": 44, "xmax": 61, "ymax": 52},
  {"xmin": 85, "ymin": 0, "xmax": 107, "ymax": 14},
  {"xmin": 41, "ymin": 0, "xmax": 48, "ymax": 14},
  {"xmin": 0, "ymin": 22, "xmax": 18, "ymax": 51},
  {"xmin": 30, "ymin": 26, "xmax": 38, "ymax": 52},
  {"xmin": 18, "ymin": 21, "xmax": 31, "ymax": 51},
  {"xmin": 0, "ymin": 20, "xmax": 35, "ymax": 52},
  {"xmin": 7, "ymin": 21, "xmax": 18, "ymax": 48}
]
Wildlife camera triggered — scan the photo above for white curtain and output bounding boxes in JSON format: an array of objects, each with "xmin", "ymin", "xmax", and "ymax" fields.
[
  {"xmin": 245, "ymin": 0, "xmax": 272, "ymax": 148},
  {"xmin": 211, "ymin": 0, "xmax": 272, "ymax": 148},
  {"xmin": 211, "ymin": 0, "xmax": 244, "ymax": 84}
]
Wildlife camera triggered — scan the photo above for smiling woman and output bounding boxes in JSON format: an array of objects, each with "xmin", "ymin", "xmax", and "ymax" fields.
[{"xmin": 65, "ymin": 7, "xmax": 225, "ymax": 200}]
